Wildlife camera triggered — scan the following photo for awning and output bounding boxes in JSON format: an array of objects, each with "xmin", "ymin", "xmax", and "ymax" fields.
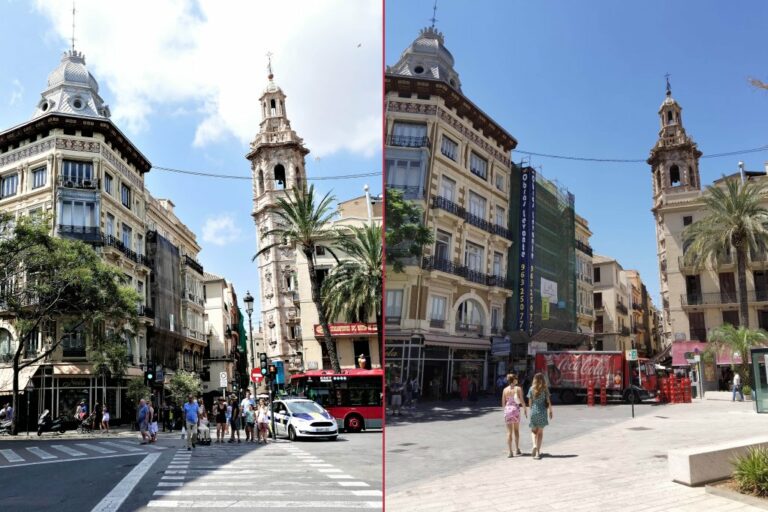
[
  {"xmin": 531, "ymin": 328, "xmax": 589, "ymax": 347},
  {"xmin": 670, "ymin": 341, "xmax": 745, "ymax": 366},
  {"xmin": 423, "ymin": 333, "xmax": 490, "ymax": 350},
  {"xmin": 0, "ymin": 365, "xmax": 39, "ymax": 394},
  {"xmin": 54, "ymin": 364, "xmax": 93, "ymax": 376}
]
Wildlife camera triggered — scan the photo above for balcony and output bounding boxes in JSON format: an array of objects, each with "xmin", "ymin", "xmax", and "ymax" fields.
[
  {"xmin": 749, "ymin": 251, "xmax": 768, "ymax": 269},
  {"xmin": 578, "ymin": 305, "xmax": 594, "ymax": 316},
  {"xmin": 387, "ymin": 134, "xmax": 430, "ymax": 148},
  {"xmin": 102, "ymin": 234, "xmax": 149, "ymax": 267},
  {"xmin": 486, "ymin": 274, "xmax": 514, "ymax": 289},
  {"xmin": 431, "ymin": 195, "xmax": 515, "ymax": 241},
  {"xmin": 431, "ymin": 195, "xmax": 465, "ymax": 217},
  {"xmin": 62, "ymin": 346, "xmax": 86, "ymax": 358},
  {"xmin": 429, "ymin": 319, "xmax": 445, "ymax": 329},
  {"xmin": 183, "ymin": 255, "xmax": 204, "ymax": 275},
  {"xmin": 456, "ymin": 322, "xmax": 483, "ymax": 336},
  {"xmin": 58, "ymin": 225, "xmax": 102, "ymax": 244},
  {"xmin": 183, "ymin": 328, "xmax": 206, "ymax": 342},
  {"xmin": 632, "ymin": 302, "xmax": 643, "ymax": 311},
  {"xmin": 575, "ymin": 239, "xmax": 593, "ymax": 257},
  {"xmin": 616, "ymin": 303, "xmax": 629, "ymax": 315},
  {"xmin": 137, "ymin": 305, "xmax": 154, "ymax": 318},
  {"xmin": 183, "ymin": 292, "xmax": 205, "ymax": 308},
  {"xmin": 57, "ymin": 175, "xmax": 99, "ymax": 190},
  {"xmin": 385, "ymin": 316, "xmax": 401, "ymax": 325},
  {"xmin": 422, "ymin": 256, "xmax": 514, "ymax": 290},
  {"xmin": 749, "ymin": 290, "xmax": 768, "ymax": 302},
  {"xmin": 204, "ymin": 350, "xmax": 234, "ymax": 361},
  {"xmin": 387, "ymin": 184, "xmax": 425, "ymax": 200},
  {"xmin": 680, "ymin": 292, "xmax": 739, "ymax": 306}
]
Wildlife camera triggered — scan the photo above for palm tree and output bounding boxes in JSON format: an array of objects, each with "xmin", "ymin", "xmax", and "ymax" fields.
[
  {"xmin": 253, "ymin": 184, "xmax": 342, "ymax": 373},
  {"xmin": 322, "ymin": 224, "xmax": 383, "ymax": 366},
  {"xmin": 684, "ymin": 177, "xmax": 768, "ymax": 328},
  {"xmin": 707, "ymin": 324, "xmax": 768, "ymax": 387}
]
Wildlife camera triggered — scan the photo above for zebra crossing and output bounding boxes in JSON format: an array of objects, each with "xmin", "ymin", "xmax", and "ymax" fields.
[
  {"xmin": 145, "ymin": 442, "xmax": 382, "ymax": 510},
  {"xmin": 0, "ymin": 440, "xmax": 166, "ymax": 466}
]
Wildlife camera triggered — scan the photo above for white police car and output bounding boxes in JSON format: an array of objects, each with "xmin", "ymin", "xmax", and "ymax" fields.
[{"xmin": 269, "ymin": 399, "xmax": 339, "ymax": 441}]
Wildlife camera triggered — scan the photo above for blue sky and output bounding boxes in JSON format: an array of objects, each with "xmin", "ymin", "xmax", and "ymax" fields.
[
  {"xmin": 386, "ymin": 0, "xmax": 768, "ymax": 305},
  {"xmin": 0, "ymin": 0, "xmax": 382, "ymax": 320}
]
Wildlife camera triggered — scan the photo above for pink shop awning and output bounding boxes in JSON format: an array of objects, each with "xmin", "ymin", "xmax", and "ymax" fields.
[{"xmin": 671, "ymin": 341, "xmax": 745, "ymax": 366}]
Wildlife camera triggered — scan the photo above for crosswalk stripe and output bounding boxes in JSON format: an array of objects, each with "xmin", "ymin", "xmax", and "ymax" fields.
[
  {"xmin": 337, "ymin": 482, "xmax": 370, "ymax": 487},
  {"xmin": 317, "ymin": 469, "xmax": 343, "ymax": 473},
  {"xmin": 113, "ymin": 440, "xmax": 166, "ymax": 451},
  {"xmin": 101, "ymin": 442, "xmax": 143, "ymax": 452},
  {"xmin": 152, "ymin": 490, "xmax": 381, "ymax": 497},
  {"xmin": 0, "ymin": 449, "xmax": 23, "ymax": 463},
  {"xmin": 26, "ymin": 447, "xmax": 57, "ymax": 460},
  {"xmin": 147, "ymin": 500, "xmax": 381, "ymax": 508},
  {"xmin": 76, "ymin": 443, "xmax": 116, "ymax": 454},
  {"xmin": 51, "ymin": 445, "xmax": 87, "ymax": 457},
  {"xmin": 326, "ymin": 474, "xmax": 354, "ymax": 479}
]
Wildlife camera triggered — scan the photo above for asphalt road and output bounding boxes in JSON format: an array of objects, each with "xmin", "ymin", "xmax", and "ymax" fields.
[
  {"xmin": 385, "ymin": 396, "xmax": 660, "ymax": 491},
  {"xmin": 0, "ymin": 430, "xmax": 382, "ymax": 511}
]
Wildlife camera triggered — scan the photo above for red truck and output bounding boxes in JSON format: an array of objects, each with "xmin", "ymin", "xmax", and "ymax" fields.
[{"xmin": 534, "ymin": 351, "xmax": 659, "ymax": 404}]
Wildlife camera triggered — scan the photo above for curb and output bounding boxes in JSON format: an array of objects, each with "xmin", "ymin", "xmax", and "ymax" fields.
[{"xmin": 706, "ymin": 481, "xmax": 768, "ymax": 510}]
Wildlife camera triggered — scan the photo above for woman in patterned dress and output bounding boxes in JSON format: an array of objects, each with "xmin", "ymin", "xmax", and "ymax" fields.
[
  {"xmin": 527, "ymin": 372, "xmax": 553, "ymax": 460},
  {"xmin": 502, "ymin": 373, "xmax": 527, "ymax": 457}
]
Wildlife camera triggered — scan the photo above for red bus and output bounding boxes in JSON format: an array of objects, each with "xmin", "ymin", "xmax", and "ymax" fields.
[{"xmin": 290, "ymin": 369, "xmax": 383, "ymax": 432}]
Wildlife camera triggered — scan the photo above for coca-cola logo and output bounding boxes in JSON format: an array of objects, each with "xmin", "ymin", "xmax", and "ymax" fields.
[{"xmin": 546, "ymin": 354, "xmax": 621, "ymax": 388}]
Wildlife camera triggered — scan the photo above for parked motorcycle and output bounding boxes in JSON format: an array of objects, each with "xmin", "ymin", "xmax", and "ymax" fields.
[
  {"xmin": 0, "ymin": 418, "xmax": 11, "ymax": 435},
  {"xmin": 37, "ymin": 410, "xmax": 66, "ymax": 436}
]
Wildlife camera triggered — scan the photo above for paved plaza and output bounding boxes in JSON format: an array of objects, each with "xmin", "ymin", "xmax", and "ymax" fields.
[{"xmin": 386, "ymin": 396, "xmax": 768, "ymax": 511}]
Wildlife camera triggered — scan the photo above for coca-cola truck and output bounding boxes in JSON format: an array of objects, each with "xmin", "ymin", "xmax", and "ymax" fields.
[{"xmin": 534, "ymin": 351, "xmax": 658, "ymax": 404}]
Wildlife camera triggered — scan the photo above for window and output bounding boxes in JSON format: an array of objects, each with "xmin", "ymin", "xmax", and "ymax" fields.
[
  {"xmin": 136, "ymin": 234, "xmax": 143, "ymax": 256},
  {"xmin": 60, "ymin": 200, "xmax": 96, "ymax": 227},
  {"xmin": 469, "ymin": 152, "xmax": 488, "ymax": 180},
  {"xmin": 435, "ymin": 230, "xmax": 451, "ymax": 261},
  {"xmin": 670, "ymin": 165, "xmax": 680, "ymax": 185},
  {"xmin": 316, "ymin": 268, "xmax": 329, "ymax": 290},
  {"xmin": 464, "ymin": 241, "xmax": 484, "ymax": 272},
  {"xmin": 491, "ymin": 307, "xmax": 501, "ymax": 332},
  {"xmin": 121, "ymin": 184, "xmax": 131, "ymax": 209},
  {"xmin": 594, "ymin": 292, "xmax": 603, "ymax": 309},
  {"xmin": 495, "ymin": 172, "xmax": 505, "ymax": 192},
  {"xmin": 495, "ymin": 206, "xmax": 505, "ymax": 227},
  {"xmin": 122, "ymin": 224, "xmax": 132, "ymax": 250},
  {"xmin": 430, "ymin": 296, "xmax": 447, "ymax": 328},
  {"xmin": 440, "ymin": 176, "xmax": 456, "ymax": 201},
  {"xmin": 457, "ymin": 299, "xmax": 484, "ymax": 331},
  {"xmin": 104, "ymin": 173, "xmax": 113, "ymax": 194},
  {"xmin": 683, "ymin": 215, "xmax": 692, "ymax": 226},
  {"xmin": 688, "ymin": 312, "xmax": 706, "ymax": 341},
  {"xmin": 441, "ymin": 136, "xmax": 458, "ymax": 160},
  {"xmin": 62, "ymin": 160, "xmax": 93, "ymax": 183},
  {"xmin": 316, "ymin": 246, "xmax": 326, "ymax": 256},
  {"xmin": 391, "ymin": 122, "xmax": 427, "ymax": 147},
  {"xmin": 1, "ymin": 174, "xmax": 18, "ymax": 198},
  {"xmin": 688, "ymin": 166, "xmax": 695, "ymax": 187},
  {"xmin": 32, "ymin": 167, "xmax": 46, "ymax": 189},
  {"xmin": 0, "ymin": 329, "xmax": 12, "ymax": 356},
  {"xmin": 386, "ymin": 290, "xmax": 403, "ymax": 323},
  {"xmin": 722, "ymin": 310, "xmax": 739, "ymax": 328},
  {"xmin": 468, "ymin": 191, "xmax": 486, "ymax": 219},
  {"xmin": 137, "ymin": 281, "xmax": 144, "ymax": 303},
  {"xmin": 594, "ymin": 267, "xmax": 601, "ymax": 283},
  {"xmin": 274, "ymin": 164, "xmax": 286, "ymax": 189},
  {"xmin": 493, "ymin": 252, "xmax": 504, "ymax": 277},
  {"xmin": 386, "ymin": 157, "xmax": 424, "ymax": 199},
  {"xmin": 106, "ymin": 213, "xmax": 114, "ymax": 237}
]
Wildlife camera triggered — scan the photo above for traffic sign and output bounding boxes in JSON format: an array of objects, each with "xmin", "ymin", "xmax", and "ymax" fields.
[
  {"xmin": 219, "ymin": 371, "xmax": 227, "ymax": 387},
  {"xmin": 626, "ymin": 349, "xmax": 638, "ymax": 361},
  {"xmin": 251, "ymin": 368, "xmax": 264, "ymax": 383}
]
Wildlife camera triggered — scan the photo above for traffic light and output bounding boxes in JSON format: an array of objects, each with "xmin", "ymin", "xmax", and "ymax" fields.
[
  {"xmin": 260, "ymin": 353, "xmax": 268, "ymax": 375},
  {"xmin": 268, "ymin": 364, "xmax": 277, "ymax": 377},
  {"xmin": 145, "ymin": 363, "xmax": 155, "ymax": 386}
]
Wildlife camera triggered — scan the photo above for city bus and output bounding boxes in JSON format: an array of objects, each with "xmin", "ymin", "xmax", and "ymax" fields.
[{"xmin": 290, "ymin": 368, "xmax": 383, "ymax": 432}]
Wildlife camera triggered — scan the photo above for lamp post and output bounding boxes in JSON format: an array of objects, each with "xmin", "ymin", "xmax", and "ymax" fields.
[
  {"xmin": 243, "ymin": 291, "xmax": 255, "ymax": 395},
  {"xmin": 25, "ymin": 380, "xmax": 34, "ymax": 437}
]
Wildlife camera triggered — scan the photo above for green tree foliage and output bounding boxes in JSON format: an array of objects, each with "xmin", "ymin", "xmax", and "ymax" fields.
[
  {"xmin": 167, "ymin": 370, "xmax": 203, "ymax": 405},
  {"xmin": 126, "ymin": 377, "xmax": 151, "ymax": 406},
  {"xmin": 91, "ymin": 334, "xmax": 129, "ymax": 405},
  {"xmin": 0, "ymin": 213, "xmax": 139, "ymax": 434},
  {"xmin": 322, "ymin": 223, "xmax": 383, "ymax": 362},
  {"xmin": 253, "ymin": 184, "xmax": 343, "ymax": 373},
  {"xmin": 385, "ymin": 188, "xmax": 432, "ymax": 272},
  {"xmin": 707, "ymin": 324, "xmax": 767, "ymax": 387},
  {"xmin": 683, "ymin": 178, "xmax": 768, "ymax": 328}
]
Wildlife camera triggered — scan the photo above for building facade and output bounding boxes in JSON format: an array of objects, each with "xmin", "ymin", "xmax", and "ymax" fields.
[
  {"xmin": 575, "ymin": 214, "xmax": 595, "ymax": 344},
  {"xmin": 202, "ymin": 273, "xmax": 243, "ymax": 403},
  {"xmin": 385, "ymin": 26, "xmax": 517, "ymax": 397},
  {"xmin": 593, "ymin": 255, "xmax": 632, "ymax": 351}
]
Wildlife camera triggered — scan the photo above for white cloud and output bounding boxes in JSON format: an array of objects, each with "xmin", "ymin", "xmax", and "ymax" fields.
[
  {"xmin": 202, "ymin": 213, "xmax": 242, "ymax": 246},
  {"xmin": 34, "ymin": 0, "xmax": 382, "ymax": 158},
  {"xmin": 9, "ymin": 79, "xmax": 23, "ymax": 106}
]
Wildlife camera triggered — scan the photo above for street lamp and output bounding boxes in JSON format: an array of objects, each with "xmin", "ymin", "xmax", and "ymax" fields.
[
  {"xmin": 243, "ymin": 291, "xmax": 255, "ymax": 394},
  {"xmin": 25, "ymin": 380, "xmax": 34, "ymax": 437}
]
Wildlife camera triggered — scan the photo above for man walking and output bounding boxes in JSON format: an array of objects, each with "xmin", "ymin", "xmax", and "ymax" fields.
[
  {"xmin": 137, "ymin": 399, "xmax": 149, "ymax": 444},
  {"xmin": 183, "ymin": 395, "xmax": 200, "ymax": 451},
  {"xmin": 732, "ymin": 372, "xmax": 745, "ymax": 402},
  {"xmin": 390, "ymin": 379, "xmax": 403, "ymax": 416}
]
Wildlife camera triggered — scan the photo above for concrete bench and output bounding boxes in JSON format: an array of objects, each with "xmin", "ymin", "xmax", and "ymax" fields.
[{"xmin": 669, "ymin": 436, "xmax": 768, "ymax": 486}]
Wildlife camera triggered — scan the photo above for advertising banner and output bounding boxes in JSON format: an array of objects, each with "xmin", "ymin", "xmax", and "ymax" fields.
[
  {"xmin": 535, "ymin": 352, "xmax": 624, "ymax": 390},
  {"xmin": 517, "ymin": 167, "xmax": 536, "ymax": 335}
]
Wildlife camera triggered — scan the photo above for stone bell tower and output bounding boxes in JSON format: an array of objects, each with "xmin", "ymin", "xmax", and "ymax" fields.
[{"xmin": 246, "ymin": 62, "xmax": 309, "ymax": 366}]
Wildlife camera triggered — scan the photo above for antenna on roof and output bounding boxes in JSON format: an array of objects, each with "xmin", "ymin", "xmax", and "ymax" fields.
[
  {"xmin": 429, "ymin": 0, "xmax": 438, "ymax": 28},
  {"xmin": 71, "ymin": 1, "xmax": 76, "ymax": 52},
  {"xmin": 266, "ymin": 51, "xmax": 274, "ymax": 79},
  {"xmin": 664, "ymin": 72, "xmax": 671, "ymax": 97}
]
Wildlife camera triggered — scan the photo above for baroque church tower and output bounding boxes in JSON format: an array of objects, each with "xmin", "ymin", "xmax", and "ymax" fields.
[{"xmin": 247, "ymin": 66, "xmax": 309, "ymax": 367}]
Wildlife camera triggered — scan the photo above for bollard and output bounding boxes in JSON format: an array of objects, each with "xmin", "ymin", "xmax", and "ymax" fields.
[
  {"xmin": 587, "ymin": 379, "xmax": 595, "ymax": 407},
  {"xmin": 600, "ymin": 377, "xmax": 607, "ymax": 406}
]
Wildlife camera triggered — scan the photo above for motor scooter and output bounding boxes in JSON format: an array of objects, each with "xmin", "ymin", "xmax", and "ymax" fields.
[{"xmin": 37, "ymin": 409, "xmax": 67, "ymax": 436}]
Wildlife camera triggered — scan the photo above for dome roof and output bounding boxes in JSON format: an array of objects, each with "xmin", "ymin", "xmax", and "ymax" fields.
[
  {"xmin": 47, "ymin": 51, "xmax": 100, "ymax": 93},
  {"xmin": 387, "ymin": 26, "xmax": 462, "ymax": 91}
]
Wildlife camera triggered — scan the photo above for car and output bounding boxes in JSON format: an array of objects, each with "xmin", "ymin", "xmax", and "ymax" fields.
[{"xmin": 267, "ymin": 398, "xmax": 339, "ymax": 441}]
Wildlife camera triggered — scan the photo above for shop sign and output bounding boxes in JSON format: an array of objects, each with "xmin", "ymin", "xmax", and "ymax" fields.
[
  {"xmin": 59, "ymin": 378, "xmax": 89, "ymax": 388},
  {"xmin": 313, "ymin": 323, "xmax": 378, "ymax": 338},
  {"xmin": 491, "ymin": 337, "xmax": 511, "ymax": 356},
  {"xmin": 517, "ymin": 167, "xmax": 536, "ymax": 336},
  {"xmin": 527, "ymin": 341, "xmax": 547, "ymax": 356}
]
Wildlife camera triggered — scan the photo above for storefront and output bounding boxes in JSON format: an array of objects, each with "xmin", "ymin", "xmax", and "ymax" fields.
[
  {"xmin": 312, "ymin": 323, "xmax": 380, "ymax": 370},
  {"xmin": 670, "ymin": 341, "xmax": 743, "ymax": 393}
]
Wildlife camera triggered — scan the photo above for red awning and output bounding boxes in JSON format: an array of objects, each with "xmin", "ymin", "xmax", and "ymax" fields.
[{"xmin": 670, "ymin": 341, "xmax": 744, "ymax": 366}]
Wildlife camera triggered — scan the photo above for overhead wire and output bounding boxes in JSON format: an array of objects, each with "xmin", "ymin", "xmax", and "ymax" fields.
[
  {"xmin": 514, "ymin": 145, "xmax": 768, "ymax": 163},
  {"xmin": 151, "ymin": 165, "xmax": 381, "ymax": 181}
]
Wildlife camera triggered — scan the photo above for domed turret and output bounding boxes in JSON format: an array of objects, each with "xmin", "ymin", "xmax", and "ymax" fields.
[
  {"xmin": 386, "ymin": 26, "xmax": 462, "ymax": 91},
  {"xmin": 31, "ymin": 50, "xmax": 110, "ymax": 120}
]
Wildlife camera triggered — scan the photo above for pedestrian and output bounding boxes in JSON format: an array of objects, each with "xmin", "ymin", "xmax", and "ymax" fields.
[
  {"xmin": 101, "ymin": 405, "xmax": 110, "ymax": 433},
  {"xmin": 149, "ymin": 402, "xmax": 158, "ymax": 443},
  {"xmin": 225, "ymin": 400, "xmax": 232, "ymax": 436},
  {"xmin": 459, "ymin": 374, "xmax": 470, "ymax": 402},
  {"xmin": 257, "ymin": 399, "xmax": 270, "ymax": 444},
  {"xmin": 411, "ymin": 377, "xmax": 420, "ymax": 404},
  {"xmin": 214, "ymin": 397, "xmax": 228, "ymax": 443},
  {"xmin": 167, "ymin": 403, "xmax": 175, "ymax": 433},
  {"xmin": 182, "ymin": 395, "xmax": 199, "ymax": 451},
  {"xmin": 75, "ymin": 400, "xmax": 87, "ymax": 422},
  {"xmin": 245, "ymin": 404, "xmax": 256, "ymax": 442},
  {"xmin": 527, "ymin": 372, "xmax": 553, "ymax": 460},
  {"xmin": 496, "ymin": 374, "xmax": 507, "ymax": 397},
  {"xmin": 732, "ymin": 372, "xmax": 745, "ymax": 401},
  {"xmin": 389, "ymin": 379, "xmax": 403, "ymax": 416},
  {"xmin": 137, "ymin": 399, "xmax": 149, "ymax": 444},
  {"xmin": 197, "ymin": 398, "xmax": 206, "ymax": 419},
  {"xmin": 5, "ymin": 403, "xmax": 13, "ymax": 422},
  {"xmin": 404, "ymin": 379, "xmax": 413, "ymax": 407},
  {"xmin": 198, "ymin": 411, "xmax": 211, "ymax": 444},
  {"xmin": 229, "ymin": 397, "xmax": 242, "ymax": 443},
  {"xmin": 502, "ymin": 373, "xmax": 527, "ymax": 458}
]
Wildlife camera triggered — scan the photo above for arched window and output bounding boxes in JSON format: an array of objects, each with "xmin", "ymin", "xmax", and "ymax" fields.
[
  {"xmin": 274, "ymin": 164, "xmax": 286, "ymax": 189},
  {"xmin": 270, "ymin": 99, "xmax": 277, "ymax": 116},
  {"xmin": 670, "ymin": 165, "xmax": 680, "ymax": 186},
  {"xmin": 456, "ymin": 299, "xmax": 484, "ymax": 334},
  {"xmin": 0, "ymin": 329, "xmax": 12, "ymax": 357},
  {"xmin": 258, "ymin": 170, "xmax": 265, "ymax": 193},
  {"xmin": 667, "ymin": 111, "xmax": 674, "ymax": 125}
]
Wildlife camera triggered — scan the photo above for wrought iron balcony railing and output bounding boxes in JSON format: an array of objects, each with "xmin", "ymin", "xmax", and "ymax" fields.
[
  {"xmin": 431, "ymin": 195, "xmax": 514, "ymax": 241},
  {"xmin": 456, "ymin": 322, "xmax": 483, "ymax": 336},
  {"xmin": 57, "ymin": 175, "xmax": 99, "ymax": 190},
  {"xmin": 387, "ymin": 134, "xmax": 430, "ymax": 148}
]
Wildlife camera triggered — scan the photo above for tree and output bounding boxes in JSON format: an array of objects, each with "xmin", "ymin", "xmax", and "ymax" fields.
[
  {"xmin": 253, "ymin": 184, "xmax": 343, "ymax": 373},
  {"xmin": 322, "ymin": 223, "xmax": 383, "ymax": 366},
  {"xmin": 0, "ymin": 214, "xmax": 139, "ymax": 434},
  {"xmin": 385, "ymin": 188, "xmax": 432, "ymax": 272},
  {"xmin": 683, "ymin": 178, "xmax": 768, "ymax": 328},
  {"xmin": 90, "ymin": 335, "xmax": 129, "ymax": 407},
  {"xmin": 126, "ymin": 378, "xmax": 151, "ymax": 409},
  {"xmin": 167, "ymin": 370, "xmax": 203, "ymax": 405},
  {"xmin": 707, "ymin": 324, "xmax": 768, "ymax": 387}
]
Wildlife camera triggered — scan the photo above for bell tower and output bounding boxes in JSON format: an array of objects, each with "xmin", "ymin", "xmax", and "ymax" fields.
[
  {"xmin": 247, "ymin": 61, "xmax": 309, "ymax": 365},
  {"xmin": 647, "ymin": 77, "xmax": 702, "ymax": 202}
]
